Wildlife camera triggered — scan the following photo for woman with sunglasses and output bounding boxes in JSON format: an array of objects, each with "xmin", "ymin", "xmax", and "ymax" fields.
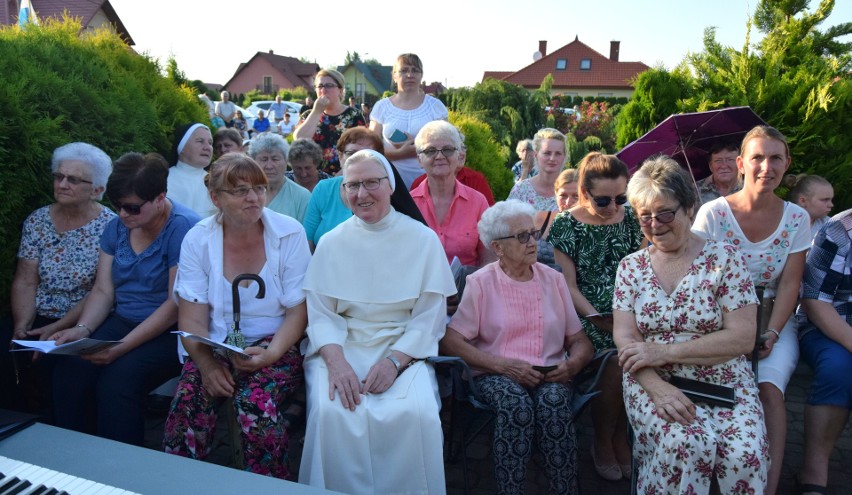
[
  {"xmin": 163, "ymin": 154, "xmax": 310, "ymax": 480},
  {"xmin": 293, "ymin": 69, "xmax": 366, "ymax": 176},
  {"xmin": 549, "ymin": 151, "xmax": 644, "ymax": 480},
  {"xmin": 369, "ymin": 53, "xmax": 449, "ymax": 189},
  {"xmin": 613, "ymin": 156, "xmax": 767, "ymax": 493},
  {"xmin": 411, "ymin": 121, "xmax": 491, "ymax": 268},
  {"xmin": 693, "ymin": 126, "xmax": 810, "ymax": 495},
  {"xmin": 3, "ymin": 143, "xmax": 115, "ymax": 411},
  {"xmin": 441, "ymin": 199, "xmax": 593, "ymax": 494},
  {"xmin": 49, "ymin": 152, "xmax": 201, "ymax": 445}
]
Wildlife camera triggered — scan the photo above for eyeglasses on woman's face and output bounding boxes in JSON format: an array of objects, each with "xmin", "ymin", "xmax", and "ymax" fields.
[
  {"xmin": 341, "ymin": 177, "xmax": 389, "ymax": 193},
  {"xmin": 53, "ymin": 172, "xmax": 92, "ymax": 186},
  {"xmin": 219, "ymin": 185, "xmax": 268, "ymax": 197},
  {"xmin": 637, "ymin": 206, "xmax": 681, "ymax": 226},
  {"xmin": 112, "ymin": 200, "xmax": 150, "ymax": 215},
  {"xmin": 590, "ymin": 194, "xmax": 628, "ymax": 208},
  {"xmin": 495, "ymin": 229, "xmax": 543, "ymax": 244},
  {"xmin": 418, "ymin": 147, "xmax": 458, "ymax": 159}
]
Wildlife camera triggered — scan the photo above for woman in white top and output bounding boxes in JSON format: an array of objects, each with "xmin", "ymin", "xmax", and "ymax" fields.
[
  {"xmin": 692, "ymin": 125, "xmax": 811, "ymax": 495},
  {"xmin": 163, "ymin": 154, "xmax": 310, "ymax": 480},
  {"xmin": 369, "ymin": 53, "xmax": 449, "ymax": 188},
  {"xmin": 167, "ymin": 123, "xmax": 216, "ymax": 217}
]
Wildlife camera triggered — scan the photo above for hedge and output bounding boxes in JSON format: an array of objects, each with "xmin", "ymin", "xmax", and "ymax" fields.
[{"xmin": 0, "ymin": 18, "xmax": 208, "ymax": 312}]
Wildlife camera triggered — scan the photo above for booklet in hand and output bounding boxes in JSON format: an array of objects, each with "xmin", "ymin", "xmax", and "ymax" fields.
[
  {"xmin": 668, "ymin": 375, "xmax": 736, "ymax": 409},
  {"xmin": 173, "ymin": 331, "xmax": 251, "ymax": 358},
  {"xmin": 11, "ymin": 338, "xmax": 121, "ymax": 356}
]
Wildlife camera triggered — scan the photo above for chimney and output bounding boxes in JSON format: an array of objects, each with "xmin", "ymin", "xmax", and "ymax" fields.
[
  {"xmin": 269, "ymin": 49, "xmax": 274, "ymax": 54},
  {"xmin": 538, "ymin": 40, "xmax": 547, "ymax": 58},
  {"xmin": 609, "ymin": 41, "xmax": 620, "ymax": 62}
]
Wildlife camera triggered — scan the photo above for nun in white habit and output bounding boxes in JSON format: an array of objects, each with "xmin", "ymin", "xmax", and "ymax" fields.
[{"xmin": 299, "ymin": 149, "xmax": 456, "ymax": 495}]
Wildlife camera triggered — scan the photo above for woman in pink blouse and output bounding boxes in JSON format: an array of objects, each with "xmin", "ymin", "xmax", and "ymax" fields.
[{"xmin": 441, "ymin": 199, "xmax": 593, "ymax": 495}]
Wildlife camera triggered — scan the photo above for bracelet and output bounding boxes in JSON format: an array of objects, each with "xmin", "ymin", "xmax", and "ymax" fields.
[
  {"xmin": 386, "ymin": 355, "xmax": 402, "ymax": 376},
  {"xmin": 584, "ymin": 313, "xmax": 601, "ymax": 318},
  {"xmin": 75, "ymin": 323, "xmax": 93, "ymax": 336},
  {"xmin": 768, "ymin": 328, "xmax": 781, "ymax": 340}
]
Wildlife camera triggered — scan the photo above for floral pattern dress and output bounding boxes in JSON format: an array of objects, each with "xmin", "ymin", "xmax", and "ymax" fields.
[
  {"xmin": 298, "ymin": 106, "xmax": 366, "ymax": 176},
  {"xmin": 17, "ymin": 205, "xmax": 116, "ymax": 319},
  {"xmin": 548, "ymin": 205, "xmax": 643, "ymax": 351},
  {"xmin": 613, "ymin": 241, "xmax": 768, "ymax": 494}
]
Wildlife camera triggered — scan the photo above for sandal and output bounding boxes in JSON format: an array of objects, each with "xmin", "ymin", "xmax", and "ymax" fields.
[{"xmin": 795, "ymin": 476, "xmax": 827, "ymax": 495}]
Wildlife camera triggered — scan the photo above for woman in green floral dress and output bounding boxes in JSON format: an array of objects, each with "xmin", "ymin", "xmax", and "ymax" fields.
[{"xmin": 549, "ymin": 152, "xmax": 644, "ymax": 481}]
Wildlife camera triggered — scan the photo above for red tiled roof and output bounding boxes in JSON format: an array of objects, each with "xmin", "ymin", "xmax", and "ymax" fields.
[
  {"xmin": 225, "ymin": 52, "xmax": 319, "ymax": 90},
  {"xmin": 26, "ymin": 0, "xmax": 133, "ymax": 45},
  {"xmin": 483, "ymin": 38, "xmax": 649, "ymax": 90}
]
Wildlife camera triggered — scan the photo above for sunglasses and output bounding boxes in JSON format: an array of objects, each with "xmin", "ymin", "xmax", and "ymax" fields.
[
  {"xmin": 112, "ymin": 200, "xmax": 149, "ymax": 215},
  {"xmin": 52, "ymin": 172, "xmax": 92, "ymax": 186},
  {"xmin": 495, "ymin": 229, "xmax": 543, "ymax": 244},
  {"xmin": 590, "ymin": 194, "xmax": 628, "ymax": 208},
  {"xmin": 637, "ymin": 206, "xmax": 681, "ymax": 226}
]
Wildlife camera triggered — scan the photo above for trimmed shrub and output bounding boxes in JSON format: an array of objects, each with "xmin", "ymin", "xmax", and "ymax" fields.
[
  {"xmin": 0, "ymin": 18, "xmax": 207, "ymax": 311},
  {"xmin": 449, "ymin": 112, "xmax": 514, "ymax": 201}
]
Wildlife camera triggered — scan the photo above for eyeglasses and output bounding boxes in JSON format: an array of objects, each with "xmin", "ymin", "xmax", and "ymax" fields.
[
  {"xmin": 219, "ymin": 185, "xmax": 268, "ymax": 197},
  {"xmin": 112, "ymin": 200, "xmax": 149, "ymax": 215},
  {"xmin": 637, "ymin": 206, "xmax": 681, "ymax": 226},
  {"xmin": 52, "ymin": 172, "xmax": 93, "ymax": 186},
  {"xmin": 315, "ymin": 83, "xmax": 340, "ymax": 90},
  {"xmin": 495, "ymin": 229, "xmax": 543, "ymax": 244},
  {"xmin": 590, "ymin": 194, "xmax": 628, "ymax": 208},
  {"xmin": 396, "ymin": 68, "xmax": 422, "ymax": 76},
  {"xmin": 341, "ymin": 177, "xmax": 388, "ymax": 193},
  {"xmin": 418, "ymin": 147, "xmax": 458, "ymax": 159}
]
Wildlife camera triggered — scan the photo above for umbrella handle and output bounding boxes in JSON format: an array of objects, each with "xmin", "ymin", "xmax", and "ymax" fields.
[{"xmin": 231, "ymin": 274, "xmax": 266, "ymax": 327}]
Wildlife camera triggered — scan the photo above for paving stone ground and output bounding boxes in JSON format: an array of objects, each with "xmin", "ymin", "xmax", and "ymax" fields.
[{"xmin": 143, "ymin": 359, "xmax": 851, "ymax": 494}]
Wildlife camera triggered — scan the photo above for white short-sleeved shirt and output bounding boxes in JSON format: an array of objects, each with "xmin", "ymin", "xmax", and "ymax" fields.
[{"xmin": 692, "ymin": 198, "xmax": 811, "ymax": 295}]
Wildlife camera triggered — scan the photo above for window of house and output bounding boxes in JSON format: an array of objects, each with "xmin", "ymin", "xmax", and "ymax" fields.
[
  {"xmin": 597, "ymin": 92, "xmax": 613, "ymax": 97},
  {"xmin": 263, "ymin": 76, "xmax": 273, "ymax": 94},
  {"xmin": 580, "ymin": 59, "xmax": 591, "ymax": 70},
  {"xmin": 556, "ymin": 59, "xmax": 567, "ymax": 70}
]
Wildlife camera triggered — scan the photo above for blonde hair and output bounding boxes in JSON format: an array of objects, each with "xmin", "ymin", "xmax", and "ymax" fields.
[
  {"xmin": 554, "ymin": 168, "xmax": 579, "ymax": 194},
  {"xmin": 741, "ymin": 125, "xmax": 790, "ymax": 160},
  {"xmin": 532, "ymin": 128, "xmax": 566, "ymax": 154},
  {"xmin": 315, "ymin": 69, "xmax": 346, "ymax": 103}
]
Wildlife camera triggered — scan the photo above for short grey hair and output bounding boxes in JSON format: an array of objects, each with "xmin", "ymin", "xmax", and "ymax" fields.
[
  {"xmin": 516, "ymin": 139, "xmax": 533, "ymax": 154},
  {"xmin": 248, "ymin": 133, "xmax": 290, "ymax": 160},
  {"xmin": 415, "ymin": 120, "xmax": 462, "ymax": 152},
  {"xmin": 627, "ymin": 156, "xmax": 698, "ymax": 213},
  {"xmin": 477, "ymin": 199, "xmax": 536, "ymax": 246},
  {"xmin": 288, "ymin": 139, "xmax": 323, "ymax": 167},
  {"xmin": 51, "ymin": 142, "xmax": 112, "ymax": 200}
]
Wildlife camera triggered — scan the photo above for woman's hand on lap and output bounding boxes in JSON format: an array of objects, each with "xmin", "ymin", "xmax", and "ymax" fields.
[
  {"xmin": 232, "ymin": 346, "xmax": 272, "ymax": 373},
  {"xmin": 618, "ymin": 341, "xmax": 668, "ymax": 373},
  {"xmin": 327, "ymin": 357, "xmax": 362, "ymax": 411},
  {"xmin": 362, "ymin": 358, "xmax": 397, "ymax": 395},
  {"xmin": 502, "ymin": 358, "xmax": 544, "ymax": 388},
  {"xmin": 199, "ymin": 360, "xmax": 235, "ymax": 398},
  {"xmin": 648, "ymin": 381, "xmax": 696, "ymax": 425},
  {"xmin": 545, "ymin": 359, "xmax": 582, "ymax": 384},
  {"xmin": 81, "ymin": 344, "xmax": 128, "ymax": 366}
]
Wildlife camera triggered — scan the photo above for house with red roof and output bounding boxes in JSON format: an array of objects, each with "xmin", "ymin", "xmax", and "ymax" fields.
[
  {"xmin": 483, "ymin": 37, "xmax": 649, "ymax": 98},
  {"xmin": 224, "ymin": 50, "xmax": 320, "ymax": 95},
  {"xmin": 1, "ymin": 0, "xmax": 133, "ymax": 45}
]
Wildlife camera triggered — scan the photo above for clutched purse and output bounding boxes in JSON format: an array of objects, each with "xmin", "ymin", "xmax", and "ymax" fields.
[{"xmin": 668, "ymin": 375, "xmax": 736, "ymax": 409}]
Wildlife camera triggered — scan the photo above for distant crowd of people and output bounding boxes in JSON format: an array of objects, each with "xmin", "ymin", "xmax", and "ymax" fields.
[{"xmin": 2, "ymin": 50, "xmax": 850, "ymax": 495}]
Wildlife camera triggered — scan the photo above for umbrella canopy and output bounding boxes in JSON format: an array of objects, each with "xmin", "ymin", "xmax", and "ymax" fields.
[{"xmin": 616, "ymin": 106, "xmax": 767, "ymax": 179}]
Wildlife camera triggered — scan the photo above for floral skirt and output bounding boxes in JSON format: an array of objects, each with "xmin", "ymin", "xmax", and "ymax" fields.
[{"xmin": 163, "ymin": 340, "xmax": 303, "ymax": 480}]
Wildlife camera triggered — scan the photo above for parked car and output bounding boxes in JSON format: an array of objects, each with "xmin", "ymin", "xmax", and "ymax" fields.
[{"xmin": 246, "ymin": 100, "xmax": 301, "ymax": 122}]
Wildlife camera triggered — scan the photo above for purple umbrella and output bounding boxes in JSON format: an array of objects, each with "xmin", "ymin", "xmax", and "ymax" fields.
[{"xmin": 616, "ymin": 106, "xmax": 767, "ymax": 180}]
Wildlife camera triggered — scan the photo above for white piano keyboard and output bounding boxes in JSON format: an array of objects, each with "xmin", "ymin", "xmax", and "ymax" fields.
[{"xmin": 0, "ymin": 456, "xmax": 140, "ymax": 495}]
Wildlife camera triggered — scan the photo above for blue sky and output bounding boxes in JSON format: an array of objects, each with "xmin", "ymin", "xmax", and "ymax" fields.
[{"xmin": 108, "ymin": 0, "xmax": 851, "ymax": 89}]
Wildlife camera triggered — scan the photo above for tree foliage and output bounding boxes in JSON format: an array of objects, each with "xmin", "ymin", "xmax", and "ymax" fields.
[
  {"xmin": 0, "ymin": 17, "xmax": 207, "ymax": 311},
  {"xmin": 449, "ymin": 112, "xmax": 514, "ymax": 201},
  {"xmin": 443, "ymin": 79, "xmax": 545, "ymax": 165},
  {"xmin": 614, "ymin": 0, "xmax": 852, "ymax": 209}
]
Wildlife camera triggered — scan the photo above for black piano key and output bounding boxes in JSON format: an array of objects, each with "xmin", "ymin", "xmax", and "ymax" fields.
[
  {"xmin": 1, "ymin": 478, "xmax": 31, "ymax": 495},
  {"xmin": 25, "ymin": 485, "xmax": 50, "ymax": 495},
  {"xmin": 41, "ymin": 490, "xmax": 58, "ymax": 495},
  {"xmin": 0, "ymin": 476, "xmax": 21, "ymax": 492}
]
